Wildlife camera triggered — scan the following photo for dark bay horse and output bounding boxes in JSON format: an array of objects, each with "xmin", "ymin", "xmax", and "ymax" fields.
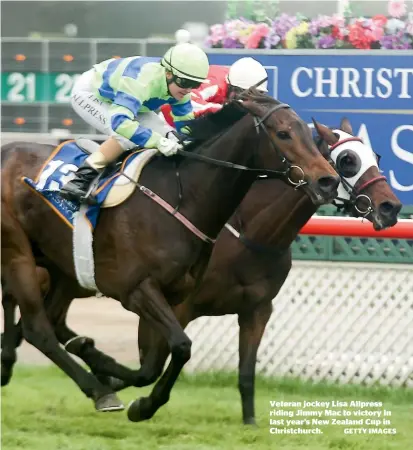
[
  {"xmin": 132, "ymin": 118, "xmax": 401, "ymax": 424},
  {"xmin": 134, "ymin": 119, "xmax": 403, "ymax": 418},
  {"xmin": 2, "ymin": 118, "xmax": 401, "ymax": 424},
  {"xmin": 1, "ymin": 91, "xmax": 340, "ymax": 416}
]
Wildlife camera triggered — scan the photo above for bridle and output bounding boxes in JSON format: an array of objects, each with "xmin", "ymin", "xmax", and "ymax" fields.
[
  {"xmin": 223, "ymin": 133, "xmax": 387, "ymax": 254},
  {"xmin": 252, "ymin": 103, "xmax": 306, "ymax": 188},
  {"xmin": 176, "ymin": 101, "xmax": 307, "ymax": 189},
  {"xmin": 174, "ymin": 73, "xmax": 309, "ymax": 189},
  {"xmin": 329, "ymin": 136, "xmax": 386, "ymax": 217},
  {"xmin": 113, "ymin": 99, "xmax": 311, "ymax": 245}
]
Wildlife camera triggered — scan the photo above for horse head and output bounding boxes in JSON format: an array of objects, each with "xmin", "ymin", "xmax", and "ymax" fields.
[
  {"xmin": 314, "ymin": 117, "xmax": 402, "ymax": 230},
  {"xmin": 185, "ymin": 88, "xmax": 340, "ymax": 206}
]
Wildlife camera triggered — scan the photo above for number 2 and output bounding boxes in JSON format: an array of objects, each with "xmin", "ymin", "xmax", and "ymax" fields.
[{"xmin": 55, "ymin": 74, "xmax": 80, "ymax": 103}]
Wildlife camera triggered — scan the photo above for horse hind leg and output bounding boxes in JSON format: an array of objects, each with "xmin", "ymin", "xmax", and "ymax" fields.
[
  {"xmin": 41, "ymin": 273, "xmax": 147, "ymax": 387},
  {"xmin": 1, "ymin": 266, "xmax": 49, "ymax": 386},
  {"xmin": 50, "ymin": 280, "xmax": 191, "ymax": 397},
  {"xmin": 57, "ymin": 319, "xmax": 144, "ymax": 388},
  {"xmin": 62, "ymin": 311, "xmax": 174, "ymax": 394},
  {"xmin": 59, "ymin": 314, "xmax": 171, "ymax": 393},
  {"xmin": 1, "ymin": 214, "xmax": 124, "ymax": 412}
]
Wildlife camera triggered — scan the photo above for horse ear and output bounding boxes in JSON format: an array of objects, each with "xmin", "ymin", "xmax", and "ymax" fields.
[
  {"xmin": 340, "ymin": 117, "xmax": 353, "ymax": 135},
  {"xmin": 312, "ymin": 117, "xmax": 338, "ymax": 146}
]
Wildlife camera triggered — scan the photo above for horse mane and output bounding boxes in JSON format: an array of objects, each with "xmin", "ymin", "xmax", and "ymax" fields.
[
  {"xmin": 183, "ymin": 87, "xmax": 282, "ymax": 147},
  {"xmin": 238, "ymin": 87, "xmax": 280, "ymax": 106}
]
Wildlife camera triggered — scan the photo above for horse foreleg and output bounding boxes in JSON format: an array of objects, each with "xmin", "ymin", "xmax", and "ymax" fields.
[
  {"xmin": 105, "ymin": 299, "xmax": 195, "ymax": 393},
  {"xmin": 238, "ymin": 301, "xmax": 272, "ymax": 425},
  {"xmin": 122, "ymin": 277, "xmax": 192, "ymax": 422},
  {"xmin": 98, "ymin": 314, "xmax": 174, "ymax": 393}
]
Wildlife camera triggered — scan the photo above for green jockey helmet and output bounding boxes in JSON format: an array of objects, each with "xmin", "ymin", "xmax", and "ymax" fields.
[{"xmin": 162, "ymin": 43, "xmax": 209, "ymax": 83}]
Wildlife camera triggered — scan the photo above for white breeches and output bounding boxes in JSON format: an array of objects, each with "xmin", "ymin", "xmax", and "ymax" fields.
[{"xmin": 71, "ymin": 69, "xmax": 176, "ymax": 150}]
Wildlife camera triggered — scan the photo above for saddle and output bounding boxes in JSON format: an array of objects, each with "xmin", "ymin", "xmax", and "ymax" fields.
[{"xmin": 76, "ymin": 138, "xmax": 158, "ymax": 208}]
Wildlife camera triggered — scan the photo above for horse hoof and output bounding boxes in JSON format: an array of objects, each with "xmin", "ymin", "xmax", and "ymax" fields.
[
  {"xmin": 243, "ymin": 417, "xmax": 257, "ymax": 426},
  {"xmin": 127, "ymin": 397, "xmax": 154, "ymax": 422},
  {"xmin": 95, "ymin": 393, "xmax": 124, "ymax": 412}
]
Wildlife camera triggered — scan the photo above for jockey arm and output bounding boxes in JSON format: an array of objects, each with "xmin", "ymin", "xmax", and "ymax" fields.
[
  {"xmin": 170, "ymin": 96, "xmax": 195, "ymax": 134},
  {"xmin": 108, "ymin": 64, "xmax": 164, "ymax": 149},
  {"xmin": 191, "ymin": 95, "xmax": 223, "ymax": 116},
  {"xmin": 191, "ymin": 82, "xmax": 225, "ymax": 116}
]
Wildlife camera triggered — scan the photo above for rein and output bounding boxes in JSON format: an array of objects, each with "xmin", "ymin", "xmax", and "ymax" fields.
[
  {"xmin": 116, "ymin": 101, "xmax": 305, "ymax": 245},
  {"xmin": 177, "ymin": 103, "xmax": 300, "ymax": 182},
  {"xmin": 176, "ymin": 149, "xmax": 288, "ymax": 178},
  {"xmin": 224, "ymin": 134, "xmax": 387, "ymax": 254}
]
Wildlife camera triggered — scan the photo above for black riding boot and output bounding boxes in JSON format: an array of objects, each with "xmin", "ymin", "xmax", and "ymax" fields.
[{"xmin": 60, "ymin": 161, "xmax": 102, "ymax": 205}]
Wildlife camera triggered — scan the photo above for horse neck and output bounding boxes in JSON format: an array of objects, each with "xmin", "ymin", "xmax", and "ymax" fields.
[
  {"xmin": 239, "ymin": 180, "xmax": 318, "ymax": 252},
  {"xmin": 178, "ymin": 116, "xmax": 259, "ymax": 238}
]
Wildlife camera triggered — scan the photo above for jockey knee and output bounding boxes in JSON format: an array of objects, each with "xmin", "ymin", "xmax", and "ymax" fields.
[{"xmin": 86, "ymin": 137, "xmax": 125, "ymax": 168}]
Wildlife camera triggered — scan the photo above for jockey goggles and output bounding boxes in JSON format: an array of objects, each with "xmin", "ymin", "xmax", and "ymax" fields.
[{"xmin": 172, "ymin": 75, "xmax": 202, "ymax": 89}]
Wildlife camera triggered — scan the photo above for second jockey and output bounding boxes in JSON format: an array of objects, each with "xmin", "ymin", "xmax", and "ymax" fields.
[
  {"xmin": 60, "ymin": 43, "xmax": 209, "ymax": 204},
  {"xmin": 160, "ymin": 57, "xmax": 268, "ymax": 128}
]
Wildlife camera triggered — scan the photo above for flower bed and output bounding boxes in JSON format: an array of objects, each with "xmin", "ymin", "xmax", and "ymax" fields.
[{"xmin": 206, "ymin": 1, "xmax": 413, "ymax": 50}]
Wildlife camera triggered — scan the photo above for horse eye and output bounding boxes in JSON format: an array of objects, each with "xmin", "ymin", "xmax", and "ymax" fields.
[
  {"xmin": 276, "ymin": 131, "xmax": 291, "ymax": 140},
  {"xmin": 336, "ymin": 150, "xmax": 361, "ymax": 178}
]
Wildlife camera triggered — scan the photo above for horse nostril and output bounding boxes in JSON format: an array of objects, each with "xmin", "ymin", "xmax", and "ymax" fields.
[
  {"xmin": 318, "ymin": 176, "xmax": 340, "ymax": 194},
  {"xmin": 379, "ymin": 201, "xmax": 402, "ymax": 218}
]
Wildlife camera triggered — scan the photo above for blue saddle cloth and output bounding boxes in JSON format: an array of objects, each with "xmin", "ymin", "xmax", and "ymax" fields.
[{"xmin": 22, "ymin": 140, "xmax": 143, "ymax": 230}]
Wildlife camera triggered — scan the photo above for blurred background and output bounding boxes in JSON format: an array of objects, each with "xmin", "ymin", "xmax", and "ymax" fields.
[
  {"xmin": 0, "ymin": 0, "xmax": 404, "ymax": 135},
  {"xmin": 1, "ymin": 1, "xmax": 392, "ymax": 40}
]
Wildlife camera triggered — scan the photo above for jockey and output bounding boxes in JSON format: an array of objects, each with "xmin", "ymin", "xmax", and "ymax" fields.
[
  {"xmin": 60, "ymin": 43, "xmax": 209, "ymax": 204},
  {"xmin": 160, "ymin": 57, "xmax": 268, "ymax": 127}
]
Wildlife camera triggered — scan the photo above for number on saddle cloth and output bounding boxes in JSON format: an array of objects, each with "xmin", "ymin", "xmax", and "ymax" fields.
[{"xmin": 21, "ymin": 139, "xmax": 157, "ymax": 229}]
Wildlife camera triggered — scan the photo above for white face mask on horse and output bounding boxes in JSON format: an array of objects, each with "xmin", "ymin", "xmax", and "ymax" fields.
[{"xmin": 328, "ymin": 129, "xmax": 382, "ymax": 215}]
